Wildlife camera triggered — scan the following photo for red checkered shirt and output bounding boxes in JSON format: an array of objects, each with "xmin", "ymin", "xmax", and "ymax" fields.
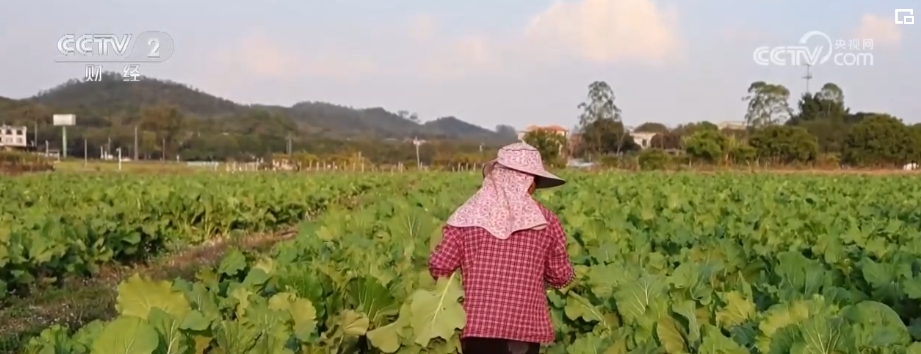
[{"xmin": 428, "ymin": 204, "xmax": 574, "ymax": 344}]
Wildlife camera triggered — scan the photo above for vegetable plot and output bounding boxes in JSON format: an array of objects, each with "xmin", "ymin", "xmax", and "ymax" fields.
[
  {"xmin": 0, "ymin": 173, "xmax": 381, "ymax": 297},
  {"xmin": 21, "ymin": 172, "xmax": 921, "ymax": 353}
]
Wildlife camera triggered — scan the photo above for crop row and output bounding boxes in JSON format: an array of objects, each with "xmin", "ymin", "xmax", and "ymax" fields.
[
  {"xmin": 0, "ymin": 173, "xmax": 391, "ymax": 298},
  {"xmin": 20, "ymin": 172, "xmax": 921, "ymax": 354}
]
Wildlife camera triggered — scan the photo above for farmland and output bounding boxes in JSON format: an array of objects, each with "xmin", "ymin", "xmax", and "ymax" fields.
[{"xmin": 7, "ymin": 172, "xmax": 921, "ymax": 353}]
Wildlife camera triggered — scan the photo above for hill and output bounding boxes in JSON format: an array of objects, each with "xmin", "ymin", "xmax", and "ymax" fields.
[{"xmin": 5, "ymin": 72, "xmax": 513, "ymax": 143}]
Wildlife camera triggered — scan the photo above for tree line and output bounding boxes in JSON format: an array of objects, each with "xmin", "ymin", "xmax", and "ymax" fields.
[
  {"xmin": 521, "ymin": 81, "xmax": 920, "ymax": 169},
  {"xmin": 2, "ymin": 76, "xmax": 917, "ymax": 169}
]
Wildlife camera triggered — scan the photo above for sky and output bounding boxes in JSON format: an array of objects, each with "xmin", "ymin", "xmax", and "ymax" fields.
[{"xmin": 0, "ymin": 0, "xmax": 919, "ymax": 131}]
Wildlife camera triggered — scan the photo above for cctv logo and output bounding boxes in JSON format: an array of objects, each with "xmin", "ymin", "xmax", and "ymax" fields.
[{"xmin": 895, "ymin": 9, "xmax": 914, "ymax": 25}]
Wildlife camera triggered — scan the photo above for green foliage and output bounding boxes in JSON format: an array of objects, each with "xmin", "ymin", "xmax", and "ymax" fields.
[
  {"xmin": 0, "ymin": 174, "xmax": 378, "ymax": 297},
  {"xmin": 743, "ymin": 81, "xmax": 793, "ymax": 127},
  {"xmin": 749, "ymin": 126, "xmax": 818, "ymax": 164},
  {"xmin": 637, "ymin": 149, "xmax": 670, "ymax": 170},
  {"xmin": 650, "ymin": 131, "xmax": 682, "ymax": 150},
  {"xmin": 19, "ymin": 172, "xmax": 921, "ymax": 353},
  {"xmin": 2, "ymin": 75, "xmax": 917, "ymax": 169},
  {"xmin": 683, "ymin": 129, "xmax": 728, "ymax": 163},
  {"xmin": 634, "ymin": 122, "xmax": 669, "ymax": 134},
  {"xmin": 577, "ymin": 119, "xmax": 639, "ymax": 158},
  {"xmin": 842, "ymin": 114, "xmax": 914, "ymax": 167},
  {"xmin": 523, "ymin": 129, "xmax": 567, "ymax": 163},
  {"xmin": 728, "ymin": 143, "xmax": 756, "ymax": 164}
]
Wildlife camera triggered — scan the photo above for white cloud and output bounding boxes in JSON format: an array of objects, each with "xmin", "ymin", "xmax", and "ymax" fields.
[
  {"xmin": 213, "ymin": 32, "xmax": 380, "ymax": 81},
  {"xmin": 854, "ymin": 13, "xmax": 902, "ymax": 47},
  {"xmin": 235, "ymin": 34, "xmax": 298, "ymax": 78},
  {"xmin": 407, "ymin": 14, "xmax": 436, "ymax": 41},
  {"xmin": 523, "ymin": 0, "xmax": 684, "ymax": 65},
  {"xmin": 204, "ymin": 0, "xmax": 686, "ymax": 84},
  {"xmin": 420, "ymin": 35, "xmax": 502, "ymax": 80}
]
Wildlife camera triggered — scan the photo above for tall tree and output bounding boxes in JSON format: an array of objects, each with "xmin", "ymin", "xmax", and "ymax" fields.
[
  {"xmin": 578, "ymin": 119, "xmax": 638, "ymax": 157},
  {"xmin": 742, "ymin": 81, "xmax": 792, "ymax": 127},
  {"xmin": 789, "ymin": 83, "xmax": 849, "ymax": 125},
  {"xmin": 787, "ymin": 83, "xmax": 851, "ymax": 153},
  {"xmin": 576, "ymin": 81, "xmax": 623, "ymax": 157},
  {"xmin": 577, "ymin": 81, "xmax": 620, "ymax": 130}
]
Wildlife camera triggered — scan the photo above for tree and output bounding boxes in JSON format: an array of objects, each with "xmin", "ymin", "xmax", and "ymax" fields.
[
  {"xmin": 577, "ymin": 119, "xmax": 638, "ymax": 157},
  {"xmin": 522, "ymin": 129, "xmax": 567, "ymax": 166},
  {"xmin": 748, "ymin": 126, "xmax": 818, "ymax": 164},
  {"xmin": 816, "ymin": 82, "xmax": 844, "ymax": 103},
  {"xmin": 683, "ymin": 129, "xmax": 727, "ymax": 163},
  {"xmin": 574, "ymin": 81, "xmax": 632, "ymax": 157},
  {"xmin": 742, "ymin": 81, "xmax": 792, "ymax": 127},
  {"xmin": 637, "ymin": 149, "xmax": 670, "ymax": 170},
  {"xmin": 649, "ymin": 131, "xmax": 681, "ymax": 150},
  {"xmin": 495, "ymin": 125, "xmax": 517, "ymax": 138},
  {"xmin": 842, "ymin": 114, "xmax": 914, "ymax": 167},
  {"xmin": 577, "ymin": 81, "xmax": 620, "ymax": 130},
  {"xmin": 786, "ymin": 83, "xmax": 852, "ymax": 154},
  {"xmin": 673, "ymin": 121, "xmax": 718, "ymax": 137},
  {"xmin": 633, "ymin": 122, "xmax": 669, "ymax": 133},
  {"xmin": 140, "ymin": 105, "xmax": 184, "ymax": 158},
  {"xmin": 397, "ymin": 110, "xmax": 420, "ymax": 123},
  {"xmin": 139, "ymin": 131, "xmax": 159, "ymax": 158}
]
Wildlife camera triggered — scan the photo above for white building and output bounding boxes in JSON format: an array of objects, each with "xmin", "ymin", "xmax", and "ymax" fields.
[
  {"xmin": 0, "ymin": 125, "xmax": 28, "ymax": 148},
  {"xmin": 718, "ymin": 121, "xmax": 746, "ymax": 130},
  {"xmin": 631, "ymin": 131, "xmax": 658, "ymax": 149}
]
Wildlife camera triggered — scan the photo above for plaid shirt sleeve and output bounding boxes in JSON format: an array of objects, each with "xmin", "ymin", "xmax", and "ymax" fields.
[
  {"xmin": 544, "ymin": 216, "xmax": 574, "ymax": 288},
  {"xmin": 429, "ymin": 225, "xmax": 464, "ymax": 279}
]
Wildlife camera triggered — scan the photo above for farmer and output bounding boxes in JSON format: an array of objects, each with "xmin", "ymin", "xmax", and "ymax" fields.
[{"xmin": 428, "ymin": 142, "xmax": 575, "ymax": 354}]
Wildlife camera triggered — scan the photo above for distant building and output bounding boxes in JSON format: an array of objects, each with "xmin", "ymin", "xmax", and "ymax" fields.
[
  {"xmin": 718, "ymin": 121, "xmax": 746, "ymax": 130},
  {"xmin": 0, "ymin": 125, "xmax": 28, "ymax": 149},
  {"xmin": 516, "ymin": 125, "xmax": 569, "ymax": 141},
  {"xmin": 630, "ymin": 131, "xmax": 658, "ymax": 149}
]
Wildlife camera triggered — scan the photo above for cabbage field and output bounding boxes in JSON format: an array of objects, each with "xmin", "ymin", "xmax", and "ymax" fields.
[{"xmin": 9, "ymin": 172, "xmax": 921, "ymax": 354}]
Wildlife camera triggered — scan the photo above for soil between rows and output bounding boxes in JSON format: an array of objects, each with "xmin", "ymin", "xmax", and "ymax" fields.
[{"xmin": 0, "ymin": 229, "xmax": 297, "ymax": 354}]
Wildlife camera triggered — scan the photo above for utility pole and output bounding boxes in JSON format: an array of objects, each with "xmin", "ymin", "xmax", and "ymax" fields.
[
  {"xmin": 133, "ymin": 124, "xmax": 138, "ymax": 160},
  {"xmin": 413, "ymin": 137, "xmax": 423, "ymax": 168},
  {"xmin": 802, "ymin": 64, "xmax": 813, "ymax": 94},
  {"xmin": 286, "ymin": 135, "xmax": 292, "ymax": 155}
]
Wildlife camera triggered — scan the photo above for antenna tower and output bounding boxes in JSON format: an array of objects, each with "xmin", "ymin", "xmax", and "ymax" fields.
[{"xmin": 802, "ymin": 64, "xmax": 813, "ymax": 93}]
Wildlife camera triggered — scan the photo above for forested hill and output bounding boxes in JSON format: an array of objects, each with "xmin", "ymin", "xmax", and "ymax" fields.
[{"xmin": 2, "ymin": 72, "xmax": 514, "ymax": 143}]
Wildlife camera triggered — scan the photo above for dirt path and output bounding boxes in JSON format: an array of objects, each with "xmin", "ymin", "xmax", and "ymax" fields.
[{"xmin": 0, "ymin": 229, "xmax": 297, "ymax": 353}]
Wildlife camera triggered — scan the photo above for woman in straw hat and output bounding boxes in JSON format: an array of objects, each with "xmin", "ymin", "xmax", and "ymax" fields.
[{"xmin": 428, "ymin": 142, "xmax": 575, "ymax": 354}]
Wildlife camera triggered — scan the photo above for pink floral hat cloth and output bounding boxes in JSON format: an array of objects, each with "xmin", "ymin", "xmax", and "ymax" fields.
[
  {"xmin": 483, "ymin": 142, "xmax": 565, "ymax": 189},
  {"xmin": 446, "ymin": 142, "xmax": 565, "ymax": 239}
]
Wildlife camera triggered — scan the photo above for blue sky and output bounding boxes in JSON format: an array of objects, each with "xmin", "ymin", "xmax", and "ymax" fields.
[{"xmin": 1, "ymin": 0, "xmax": 918, "ymax": 130}]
